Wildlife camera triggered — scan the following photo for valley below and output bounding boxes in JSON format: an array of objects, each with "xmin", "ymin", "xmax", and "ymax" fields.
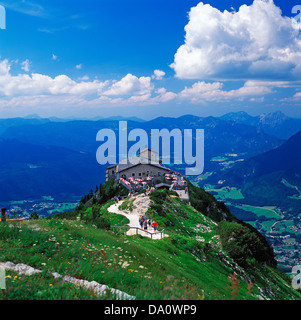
[
  {"xmin": 189, "ymin": 152, "xmax": 301, "ymax": 273},
  {"xmin": 2, "ymin": 196, "xmax": 80, "ymax": 220}
]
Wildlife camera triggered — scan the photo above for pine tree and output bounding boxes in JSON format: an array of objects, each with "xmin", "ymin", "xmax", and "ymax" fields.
[{"xmin": 29, "ymin": 211, "xmax": 39, "ymax": 220}]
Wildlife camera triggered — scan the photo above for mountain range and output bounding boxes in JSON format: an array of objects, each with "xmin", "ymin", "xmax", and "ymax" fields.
[
  {"xmin": 220, "ymin": 111, "xmax": 301, "ymax": 139},
  {"xmin": 0, "ymin": 111, "xmax": 300, "ymax": 202}
]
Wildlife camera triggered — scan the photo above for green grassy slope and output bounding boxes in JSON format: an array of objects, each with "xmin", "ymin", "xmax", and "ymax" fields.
[{"xmin": 0, "ymin": 182, "xmax": 300, "ymax": 300}]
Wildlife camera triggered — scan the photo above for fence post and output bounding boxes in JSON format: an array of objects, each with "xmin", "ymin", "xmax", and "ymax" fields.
[{"xmin": 1, "ymin": 207, "xmax": 6, "ymax": 223}]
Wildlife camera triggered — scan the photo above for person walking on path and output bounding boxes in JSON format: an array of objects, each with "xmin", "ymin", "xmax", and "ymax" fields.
[
  {"xmin": 139, "ymin": 215, "xmax": 144, "ymax": 229},
  {"xmin": 143, "ymin": 219, "xmax": 148, "ymax": 231},
  {"xmin": 113, "ymin": 196, "xmax": 118, "ymax": 205},
  {"xmin": 152, "ymin": 220, "xmax": 158, "ymax": 232}
]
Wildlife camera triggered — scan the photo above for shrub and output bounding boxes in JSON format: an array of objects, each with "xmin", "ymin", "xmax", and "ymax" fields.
[
  {"xmin": 217, "ymin": 221, "xmax": 276, "ymax": 267},
  {"xmin": 52, "ymin": 210, "xmax": 79, "ymax": 220},
  {"xmin": 186, "ymin": 180, "xmax": 237, "ymax": 223},
  {"xmin": 94, "ymin": 217, "xmax": 111, "ymax": 230}
]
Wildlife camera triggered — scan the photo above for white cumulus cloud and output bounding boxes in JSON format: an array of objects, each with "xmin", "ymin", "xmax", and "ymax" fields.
[
  {"xmin": 178, "ymin": 80, "xmax": 272, "ymax": 103},
  {"xmin": 21, "ymin": 59, "xmax": 30, "ymax": 72},
  {"xmin": 152, "ymin": 69, "xmax": 166, "ymax": 80},
  {"xmin": 103, "ymin": 73, "xmax": 153, "ymax": 96},
  {"xmin": 0, "ymin": 60, "xmax": 108, "ymax": 97},
  {"xmin": 171, "ymin": 0, "xmax": 301, "ymax": 80}
]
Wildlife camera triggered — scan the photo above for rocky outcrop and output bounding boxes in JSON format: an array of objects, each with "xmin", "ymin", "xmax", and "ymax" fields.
[{"xmin": 0, "ymin": 261, "xmax": 135, "ymax": 300}]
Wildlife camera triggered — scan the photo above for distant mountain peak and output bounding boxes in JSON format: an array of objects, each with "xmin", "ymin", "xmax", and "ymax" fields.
[
  {"xmin": 259, "ymin": 111, "xmax": 289, "ymax": 123},
  {"xmin": 220, "ymin": 111, "xmax": 254, "ymax": 122},
  {"xmin": 23, "ymin": 114, "xmax": 42, "ymax": 119}
]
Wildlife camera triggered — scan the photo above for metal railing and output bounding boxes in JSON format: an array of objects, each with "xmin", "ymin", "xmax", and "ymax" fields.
[{"xmin": 111, "ymin": 226, "xmax": 165, "ymax": 239}]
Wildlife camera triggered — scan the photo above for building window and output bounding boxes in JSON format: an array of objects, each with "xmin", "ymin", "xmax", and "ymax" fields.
[
  {"xmin": 111, "ymin": 170, "xmax": 114, "ymax": 175},
  {"xmin": 132, "ymin": 173, "xmax": 135, "ymax": 177}
]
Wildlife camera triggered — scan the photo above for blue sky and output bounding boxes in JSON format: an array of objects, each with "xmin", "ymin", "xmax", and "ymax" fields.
[{"xmin": 0, "ymin": 0, "xmax": 300, "ymax": 119}]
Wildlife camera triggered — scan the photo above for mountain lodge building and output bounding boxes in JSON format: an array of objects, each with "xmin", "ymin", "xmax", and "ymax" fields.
[{"xmin": 106, "ymin": 146, "xmax": 171, "ymax": 183}]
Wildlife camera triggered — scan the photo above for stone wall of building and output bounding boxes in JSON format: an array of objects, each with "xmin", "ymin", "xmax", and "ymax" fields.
[
  {"xmin": 119, "ymin": 164, "xmax": 169, "ymax": 180},
  {"xmin": 106, "ymin": 165, "xmax": 117, "ymax": 182}
]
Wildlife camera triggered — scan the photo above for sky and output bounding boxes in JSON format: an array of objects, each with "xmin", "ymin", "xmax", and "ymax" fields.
[{"xmin": 0, "ymin": 0, "xmax": 300, "ymax": 119}]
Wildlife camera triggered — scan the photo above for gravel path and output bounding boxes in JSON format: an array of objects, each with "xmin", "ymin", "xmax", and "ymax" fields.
[{"xmin": 108, "ymin": 194, "xmax": 168, "ymax": 239}]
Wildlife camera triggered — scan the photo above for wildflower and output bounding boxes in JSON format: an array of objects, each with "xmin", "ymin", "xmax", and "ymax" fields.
[{"xmin": 121, "ymin": 262, "xmax": 130, "ymax": 268}]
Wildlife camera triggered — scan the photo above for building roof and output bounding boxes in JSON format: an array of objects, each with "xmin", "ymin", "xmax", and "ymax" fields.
[
  {"xmin": 117, "ymin": 160, "xmax": 170, "ymax": 173},
  {"xmin": 106, "ymin": 147, "xmax": 170, "ymax": 173}
]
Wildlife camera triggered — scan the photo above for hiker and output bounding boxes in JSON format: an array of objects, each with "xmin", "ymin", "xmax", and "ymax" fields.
[
  {"xmin": 113, "ymin": 196, "xmax": 118, "ymax": 205},
  {"xmin": 148, "ymin": 218, "xmax": 152, "ymax": 228},
  {"xmin": 139, "ymin": 215, "xmax": 143, "ymax": 229},
  {"xmin": 152, "ymin": 220, "xmax": 158, "ymax": 232},
  {"xmin": 143, "ymin": 219, "xmax": 148, "ymax": 231},
  {"xmin": 185, "ymin": 186, "xmax": 188, "ymax": 194},
  {"xmin": 118, "ymin": 194, "xmax": 121, "ymax": 201}
]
